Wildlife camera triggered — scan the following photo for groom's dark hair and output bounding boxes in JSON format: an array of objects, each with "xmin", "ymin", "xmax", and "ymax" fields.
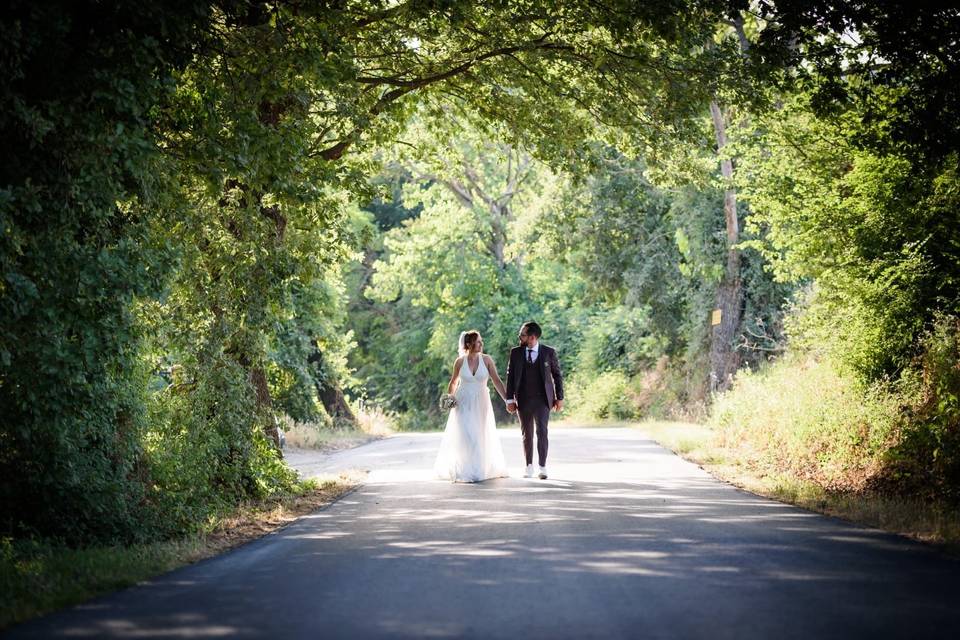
[{"xmin": 522, "ymin": 321, "xmax": 542, "ymax": 338}]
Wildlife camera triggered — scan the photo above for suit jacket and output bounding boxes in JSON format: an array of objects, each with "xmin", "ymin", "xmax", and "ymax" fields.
[{"xmin": 506, "ymin": 343, "xmax": 564, "ymax": 408}]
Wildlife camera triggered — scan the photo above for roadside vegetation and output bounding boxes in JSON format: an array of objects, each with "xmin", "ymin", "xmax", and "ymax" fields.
[
  {"xmin": 3, "ymin": 1, "xmax": 959, "ymax": 628},
  {"xmin": 0, "ymin": 475, "xmax": 357, "ymax": 630}
]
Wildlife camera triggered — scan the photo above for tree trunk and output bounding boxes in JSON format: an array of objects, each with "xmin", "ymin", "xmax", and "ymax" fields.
[
  {"xmin": 249, "ymin": 362, "xmax": 282, "ymax": 453},
  {"xmin": 214, "ymin": 181, "xmax": 284, "ymax": 452},
  {"xmin": 308, "ymin": 340, "xmax": 357, "ymax": 425},
  {"xmin": 489, "ymin": 203, "xmax": 507, "ymax": 269},
  {"xmin": 708, "ymin": 99, "xmax": 744, "ymax": 392}
]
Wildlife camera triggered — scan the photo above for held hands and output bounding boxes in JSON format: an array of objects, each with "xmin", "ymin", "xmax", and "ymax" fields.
[{"xmin": 504, "ymin": 399, "xmax": 562, "ymax": 412}]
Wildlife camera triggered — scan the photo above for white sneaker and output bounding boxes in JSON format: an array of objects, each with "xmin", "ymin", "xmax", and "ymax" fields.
[
  {"xmin": 524, "ymin": 464, "xmax": 534, "ymax": 478},
  {"xmin": 538, "ymin": 466, "xmax": 548, "ymax": 480}
]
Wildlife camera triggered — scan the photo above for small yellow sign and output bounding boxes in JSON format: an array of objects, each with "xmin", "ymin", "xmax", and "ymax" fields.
[{"xmin": 711, "ymin": 309, "xmax": 722, "ymax": 326}]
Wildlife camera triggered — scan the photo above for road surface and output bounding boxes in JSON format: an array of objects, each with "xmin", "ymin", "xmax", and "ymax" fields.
[{"xmin": 7, "ymin": 427, "xmax": 960, "ymax": 639}]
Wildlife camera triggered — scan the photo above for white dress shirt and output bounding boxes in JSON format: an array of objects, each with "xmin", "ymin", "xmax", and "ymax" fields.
[{"xmin": 525, "ymin": 344, "xmax": 540, "ymax": 363}]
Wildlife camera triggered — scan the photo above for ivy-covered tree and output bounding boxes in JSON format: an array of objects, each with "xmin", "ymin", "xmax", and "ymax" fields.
[{"xmin": 0, "ymin": 0, "xmax": 215, "ymax": 543}]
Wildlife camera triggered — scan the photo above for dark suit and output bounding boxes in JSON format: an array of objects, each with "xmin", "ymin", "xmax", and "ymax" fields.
[{"xmin": 506, "ymin": 343, "xmax": 564, "ymax": 466}]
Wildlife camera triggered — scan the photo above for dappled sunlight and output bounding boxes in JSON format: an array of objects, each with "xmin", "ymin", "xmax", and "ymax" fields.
[
  {"xmin": 54, "ymin": 608, "xmax": 242, "ymax": 638},
  {"xmin": 361, "ymin": 507, "xmax": 575, "ymax": 524},
  {"xmin": 376, "ymin": 619, "xmax": 467, "ymax": 638},
  {"xmin": 568, "ymin": 561, "xmax": 674, "ymax": 577},
  {"xmin": 381, "ymin": 541, "xmax": 514, "ymax": 558},
  {"xmin": 258, "ymin": 458, "xmax": 941, "ymax": 599},
  {"xmin": 298, "ymin": 428, "xmax": 717, "ymax": 486},
  {"xmin": 283, "ymin": 472, "xmax": 928, "ymax": 600},
  {"xmin": 285, "ymin": 530, "xmax": 353, "ymax": 540},
  {"xmin": 19, "ymin": 427, "xmax": 960, "ymax": 640},
  {"xmin": 697, "ymin": 566, "xmax": 741, "ymax": 573},
  {"xmin": 763, "ymin": 570, "xmax": 845, "ymax": 582}
]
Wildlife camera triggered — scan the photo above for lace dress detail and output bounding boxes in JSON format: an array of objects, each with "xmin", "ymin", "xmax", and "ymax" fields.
[{"xmin": 434, "ymin": 356, "xmax": 508, "ymax": 482}]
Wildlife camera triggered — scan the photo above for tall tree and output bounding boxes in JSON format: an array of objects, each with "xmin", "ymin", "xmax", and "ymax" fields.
[{"xmin": 707, "ymin": 15, "xmax": 752, "ymax": 391}]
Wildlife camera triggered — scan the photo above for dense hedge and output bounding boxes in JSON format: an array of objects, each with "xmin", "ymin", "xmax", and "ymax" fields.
[{"xmin": 0, "ymin": 1, "xmax": 216, "ymax": 543}]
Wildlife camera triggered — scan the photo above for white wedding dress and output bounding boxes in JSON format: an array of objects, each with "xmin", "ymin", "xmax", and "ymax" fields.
[{"xmin": 434, "ymin": 355, "xmax": 508, "ymax": 482}]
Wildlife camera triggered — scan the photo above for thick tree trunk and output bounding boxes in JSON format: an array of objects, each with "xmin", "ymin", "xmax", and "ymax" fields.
[
  {"xmin": 317, "ymin": 382, "xmax": 357, "ymax": 425},
  {"xmin": 249, "ymin": 363, "xmax": 282, "ymax": 452},
  {"xmin": 708, "ymin": 99, "xmax": 744, "ymax": 392},
  {"xmin": 307, "ymin": 340, "xmax": 357, "ymax": 425},
  {"xmin": 214, "ymin": 181, "xmax": 284, "ymax": 452}
]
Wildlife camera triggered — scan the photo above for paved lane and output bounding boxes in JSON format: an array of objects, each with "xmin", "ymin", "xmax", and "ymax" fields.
[{"xmin": 7, "ymin": 427, "xmax": 960, "ymax": 639}]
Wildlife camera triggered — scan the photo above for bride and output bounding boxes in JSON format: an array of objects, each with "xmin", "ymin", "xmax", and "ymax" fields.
[{"xmin": 434, "ymin": 330, "xmax": 509, "ymax": 482}]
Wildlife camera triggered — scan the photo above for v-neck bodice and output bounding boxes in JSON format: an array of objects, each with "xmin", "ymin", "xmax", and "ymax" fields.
[{"xmin": 460, "ymin": 355, "xmax": 488, "ymax": 384}]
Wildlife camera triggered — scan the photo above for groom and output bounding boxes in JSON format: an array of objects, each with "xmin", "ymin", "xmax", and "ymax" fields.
[{"xmin": 505, "ymin": 321, "xmax": 564, "ymax": 480}]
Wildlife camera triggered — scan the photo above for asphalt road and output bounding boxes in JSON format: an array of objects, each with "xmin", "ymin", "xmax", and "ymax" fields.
[{"xmin": 7, "ymin": 427, "xmax": 960, "ymax": 639}]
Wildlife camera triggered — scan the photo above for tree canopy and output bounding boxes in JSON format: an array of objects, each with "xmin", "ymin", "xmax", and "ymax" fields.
[{"xmin": 3, "ymin": 0, "xmax": 960, "ymax": 545}]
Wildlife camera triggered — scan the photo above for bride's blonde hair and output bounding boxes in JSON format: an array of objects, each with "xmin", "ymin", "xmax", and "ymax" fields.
[{"xmin": 459, "ymin": 330, "xmax": 481, "ymax": 356}]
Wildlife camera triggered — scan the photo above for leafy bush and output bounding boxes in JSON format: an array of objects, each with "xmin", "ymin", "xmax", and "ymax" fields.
[
  {"xmin": 144, "ymin": 360, "xmax": 298, "ymax": 536},
  {"xmin": 738, "ymin": 96, "xmax": 960, "ymax": 383},
  {"xmin": 575, "ymin": 306, "xmax": 666, "ymax": 377},
  {"xmin": 884, "ymin": 315, "xmax": 960, "ymax": 501},
  {"xmin": 0, "ymin": 1, "xmax": 211, "ymax": 545},
  {"xmin": 711, "ymin": 312, "xmax": 960, "ymax": 503},
  {"xmin": 711, "ymin": 352, "xmax": 902, "ymax": 492},
  {"xmin": 566, "ymin": 370, "xmax": 638, "ymax": 421}
]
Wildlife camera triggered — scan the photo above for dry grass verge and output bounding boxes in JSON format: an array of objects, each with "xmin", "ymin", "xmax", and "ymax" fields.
[
  {"xmin": 281, "ymin": 405, "xmax": 393, "ymax": 452},
  {"xmin": 191, "ymin": 472, "xmax": 364, "ymax": 557},
  {"xmin": 637, "ymin": 420, "xmax": 960, "ymax": 554},
  {"xmin": 284, "ymin": 425, "xmax": 383, "ymax": 453},
  {"xmin": 1, "ymin": 473, "xmax": 362, "ymax": 631}
]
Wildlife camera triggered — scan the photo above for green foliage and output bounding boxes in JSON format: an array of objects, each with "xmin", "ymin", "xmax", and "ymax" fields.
[
  {"xmin": 0, "ymin": 0, "xmax": 212, "ymax": 544},
  {"xmin": 5, "ymin": 0, "xmax": 959, "ymax": 550},
  {"xmin": 884, "ymin": 315, "xmax": 960, "ymax": 501},
  {"xmin": 746, "ymin": 2, "xmax": 960, "ymax": 163},
  {"xmin": 736, "ymin": 95, "xmax": 960, "ymax": 380},
  {"xmin": 566, "ymin": 371, "xmax": 638, "ymax": 421},
  {"xmin": 143, "ymin": 359, "xmax": 297, "ymax": 535},
  {"xmin": 269, "ymin": 271, "xmax": 358, "ymax": 425},
  {"xmin": 720, "ymin": 9, "xmax": 960, "ymax": 503},
  {"xmin": 1, "ymin": 535, "xmax": 199, "ymax": 630},
  {"xmin": 574, "ymin": 306, "xmax": 666, "ymax": 377},
  {"xmin": 710, "ymin": 310, "xmax": 960, "ymax": 504},
  {"xmin": 711, "ymin": 350, "xmax": 903, "ymax": 492},
  {"xmin": 546, "ymin": 144, "xmax": 790, "ymax": 405},
  {"xmin": 361, "ymin": 142, "xmax": 547, "ymax": 418},
  {"xmin": 349, "ymin": 127, "xmax": 794, "ymax": 423}
]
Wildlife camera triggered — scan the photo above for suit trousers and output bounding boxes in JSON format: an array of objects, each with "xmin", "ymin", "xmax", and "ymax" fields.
[{"xmin": 518, "ymin": 400, "xmax": 550, "ymax": 466}]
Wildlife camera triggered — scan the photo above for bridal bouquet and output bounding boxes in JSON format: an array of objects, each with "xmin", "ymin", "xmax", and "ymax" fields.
[{"xmin": 439, "ymin": 393, "xmax": 458, "ymax": 411}]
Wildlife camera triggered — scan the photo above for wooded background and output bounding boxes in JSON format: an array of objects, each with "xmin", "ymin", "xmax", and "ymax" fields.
[{"xmin": 2, "ymin": 0, "xmax": 958, "ymax": 547}]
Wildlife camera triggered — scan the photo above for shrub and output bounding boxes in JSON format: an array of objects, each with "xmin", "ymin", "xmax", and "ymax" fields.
[
  {"xmin": 710, "ymin": 352, "xmax": 903, "ymax": 492},
  {"xmin": 144, "ymin": 358, "xmax": 298, "ymax": 536},
  {"xmin": 884, "ymin": 315, "xmax": 960, "ymax": 501},
  {"xmin": 566, "ymin": 370, "xmax": 638, "ymax": 421}
]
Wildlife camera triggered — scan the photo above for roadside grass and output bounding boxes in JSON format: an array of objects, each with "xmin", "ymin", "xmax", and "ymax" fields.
[
  {"xmin": 637, "ymin": 420, "xmax": 960, "ymax": 553},
  {"xmin": 282, "ymin": 403, "xmax": 393, "ymax": 451},
  {"xmin": 283, "ymin": 421, "xmax": 383, "ymax": 451},
  {"xmin": 1, "ymin": 473, "xmax": 360, "ymax": 631}
]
